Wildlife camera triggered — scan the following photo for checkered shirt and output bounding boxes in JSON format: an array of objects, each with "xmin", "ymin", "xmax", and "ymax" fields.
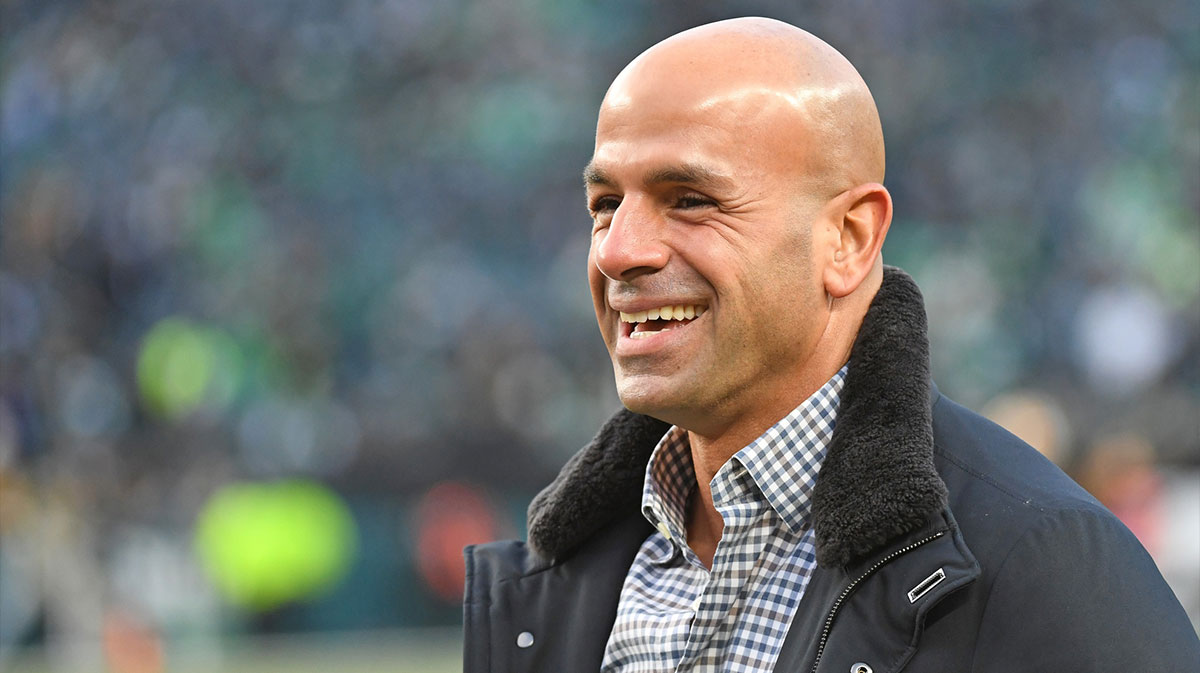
[{"xmin": 600, "ymin": 366, "xmax": 847, "ymax": 672}]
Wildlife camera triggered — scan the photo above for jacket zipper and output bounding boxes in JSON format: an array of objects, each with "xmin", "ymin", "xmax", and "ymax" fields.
[{"xmin": 810, "ymin": 530, "xmax": 947, "ymax": 673}]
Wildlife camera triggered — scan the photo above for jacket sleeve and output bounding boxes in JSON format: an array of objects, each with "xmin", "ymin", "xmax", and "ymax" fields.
[{"xmin": 971, "ymin": 506, "xmax": 1199, "ymax": 673}]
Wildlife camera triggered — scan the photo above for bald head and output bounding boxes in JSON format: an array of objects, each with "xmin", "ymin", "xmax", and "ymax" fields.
[{"xmin": 599, "ymin": 17, "xmax": 885, "ymax": 200}]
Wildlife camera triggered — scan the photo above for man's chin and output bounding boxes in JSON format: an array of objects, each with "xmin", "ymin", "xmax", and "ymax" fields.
[
  {"xmin": 616, "ymin": 383, "xmax": 669, "ymax": 418},
  {"xmin": 615, "ymin": 377, "xmax": 692, "ymax": 427},
  {"xmin": 614, "ymin": 369, "xmax": 739, "ymax": 437}
]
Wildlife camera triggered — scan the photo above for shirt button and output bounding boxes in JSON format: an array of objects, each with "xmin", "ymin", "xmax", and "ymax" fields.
[
  {"xmin": 656, "ymin": 521, "xmax": 672, "ymax": 540},
  {"xmin": 516, "ymin": 631, "xmax": 534, "ymax": 648},
  {"xmin": 690, "ymin": 596, "xmax": 702, "ymax": 612}
]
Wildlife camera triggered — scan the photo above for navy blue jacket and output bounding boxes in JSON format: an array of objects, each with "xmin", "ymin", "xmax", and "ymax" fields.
[{"xmin": 464, "ymin": 268, "xmax": 1199, "ymax": 672}]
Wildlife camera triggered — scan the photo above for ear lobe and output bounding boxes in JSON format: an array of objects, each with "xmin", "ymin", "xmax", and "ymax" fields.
[{"xmin": 822, "ymin": 183, "xmax": 892, "ymax": 298}]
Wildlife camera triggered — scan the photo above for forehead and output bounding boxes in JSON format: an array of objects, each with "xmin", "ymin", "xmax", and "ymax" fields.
[
  {"xmin": 587, "ymin": 129, "xmax": 736, "ymax": 190},
  {"xmin": 590, "ymin": 74, "xmax": 816, "ymax": 187},
  {"xmin": 588, "ymin": 93, "xmax": 788, "ymax": 190}
]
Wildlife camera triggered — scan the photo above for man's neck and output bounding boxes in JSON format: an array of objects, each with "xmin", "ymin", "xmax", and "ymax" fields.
[
  {"xmin": 682, "ymin": 366, "xmax": 840, "ymax": 569},
  {"xmin": 685, "ymin": 354, "xmax": 847, "ymax": 485}
]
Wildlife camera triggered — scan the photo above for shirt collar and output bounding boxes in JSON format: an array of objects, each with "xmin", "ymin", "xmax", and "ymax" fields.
[
  {"xmin": 641, "ymin": 426, "xmax": 693, "ymax": 563},
  {"xmin": 640, "ymin": 365, "xmax": 848, "ymax": 557},
  {"xmin": 730, "ymin": 366, "xmax": 846, "ymax": 535}
]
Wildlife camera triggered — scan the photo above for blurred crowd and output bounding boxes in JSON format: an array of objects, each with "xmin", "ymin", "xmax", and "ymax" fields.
[{"xmin": 2, "ymin": 0, "xmax": 1197, "ymax": 670}]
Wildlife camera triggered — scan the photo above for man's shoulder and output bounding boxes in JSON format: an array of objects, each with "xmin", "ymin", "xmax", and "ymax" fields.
[
  {"xmin": 467, "ymin": 510, "xmax": 652, "ymax": 585},
  {"xmin": 931, "ymin": 391, "xmax": 1102, "ymax": 513},
  {"xmin": 928, "ymin": 391, "xmax": 1139, "ymax": 566},
  {"xmin": 465, "ymin": 539, "xmax": 547, "ymax": 588}
]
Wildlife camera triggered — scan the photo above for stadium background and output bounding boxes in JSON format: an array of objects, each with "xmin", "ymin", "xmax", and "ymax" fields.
[{"xmin": 2, "ymin": 0, "xmax": 1197, "ymax": 671}]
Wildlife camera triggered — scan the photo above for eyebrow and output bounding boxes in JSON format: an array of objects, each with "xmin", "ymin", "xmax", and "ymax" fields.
[
  {"xmin": 582, "ymin": 161, "xmax": 735, "ymax": 193},
  {"xmin": 582, "ymin": 162, "xmax": 615, "ymax": 188}
]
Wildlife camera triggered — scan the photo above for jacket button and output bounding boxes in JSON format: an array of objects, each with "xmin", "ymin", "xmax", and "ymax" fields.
[
  {"xmin": 851, "ymin": 663, "xmax": 873, "ymax": 673},
  {"xmin": 516, "ymin": 631, "xmax": 534, "ymax": 648}
]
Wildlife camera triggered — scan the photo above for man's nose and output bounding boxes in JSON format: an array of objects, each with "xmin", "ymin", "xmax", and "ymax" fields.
[{"xmin": 593, "ymin": 199, "xmax": 669, "ymax": 282}]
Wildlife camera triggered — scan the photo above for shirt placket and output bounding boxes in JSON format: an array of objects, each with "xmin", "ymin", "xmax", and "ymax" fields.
[{"xmin": 675, "ymin": 465, "xmax": 768, "ymax": 670}]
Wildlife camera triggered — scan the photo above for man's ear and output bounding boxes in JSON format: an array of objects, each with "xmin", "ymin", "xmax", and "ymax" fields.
[{"xmin": 822, "ymin": 183, "xmax": 892, "ymax": 298}]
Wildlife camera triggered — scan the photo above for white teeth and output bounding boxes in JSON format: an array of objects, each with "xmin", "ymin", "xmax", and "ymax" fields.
[
  {"xmin": 619, "ymin": 304, "xmax": 707, "ymax": 324},
  {"xmin": 630, "ymin": 324, "xmax": 676, "ymax": 338}
]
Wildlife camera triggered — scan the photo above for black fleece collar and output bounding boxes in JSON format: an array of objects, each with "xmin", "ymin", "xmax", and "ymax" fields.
[{"xmin": 527, "ymin": 266, "xmax": 948, "ymax": 568}]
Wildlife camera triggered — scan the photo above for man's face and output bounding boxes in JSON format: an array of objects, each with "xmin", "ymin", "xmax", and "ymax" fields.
[{"xmin": 585, "ymin": 84, "xmax": 834, "ymax": 435}]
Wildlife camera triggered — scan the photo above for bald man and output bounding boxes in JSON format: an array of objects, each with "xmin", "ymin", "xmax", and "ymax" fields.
[{"xmin": 464, "ymin": 18, "xmax": 1198, "ymax": 673}]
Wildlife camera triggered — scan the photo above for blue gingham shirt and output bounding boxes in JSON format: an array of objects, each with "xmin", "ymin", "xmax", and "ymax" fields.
[{"xmin": 601, "ymin": 366, "xmax": 847, "ymax": 672}]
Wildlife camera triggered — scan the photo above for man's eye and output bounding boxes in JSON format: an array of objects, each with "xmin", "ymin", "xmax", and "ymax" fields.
[
  {"xmin": 589, "ymin": 196, "xmax": 621, "ymax": 214},
  {"xmin": 676, "ymin": 194, "xmax": 714, "ymax": 209}
]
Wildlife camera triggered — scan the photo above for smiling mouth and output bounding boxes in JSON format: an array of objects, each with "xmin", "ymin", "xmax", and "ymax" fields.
[{"xmin": 619, "ymin": 304, "xmax": 707, "ymax": 339}]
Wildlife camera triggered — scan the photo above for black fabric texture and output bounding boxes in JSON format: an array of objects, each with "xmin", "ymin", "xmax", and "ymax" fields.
[{"xmin": 811, "ymin": 266, "xmax": 948, "ymax": 566}]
